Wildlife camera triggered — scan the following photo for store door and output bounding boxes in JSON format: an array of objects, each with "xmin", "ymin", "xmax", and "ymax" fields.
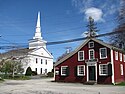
[{"xmin": 88, "ymin": 66, "xmax": 96, "ymax": 81}]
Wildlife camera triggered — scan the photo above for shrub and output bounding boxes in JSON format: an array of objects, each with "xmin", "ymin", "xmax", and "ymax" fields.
[
  {"xmin": 0, "ymin": 77, "xmax": 4, "ymax": 81},
  {"xmin": 32, "ymin": 71, "xmax": 37, "ymax": 76},
  {"xmin": 25, "ymin": 67, "xmax": 32, "ymax": 76},
  {"xmin": 47, "ymin": 72, "xmax": 54, "ymax": 77}
]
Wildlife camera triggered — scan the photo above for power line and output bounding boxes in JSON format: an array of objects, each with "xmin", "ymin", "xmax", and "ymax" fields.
[
  {"xmin": 1, "ymin": 30, "xmax": 124, "ymax": 49},
  {"xmin": 47, "ymin": 30, "xmax": 125, "ymax": 45},
  {"xmin": 0, "ymin": 30, "xmax": 124, "ymax": 54}
]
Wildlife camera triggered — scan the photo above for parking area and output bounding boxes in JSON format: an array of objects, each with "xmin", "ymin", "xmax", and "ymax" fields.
[{"xmin": 0, "ymin": 78, "xmax": 125, "ymax": 94}]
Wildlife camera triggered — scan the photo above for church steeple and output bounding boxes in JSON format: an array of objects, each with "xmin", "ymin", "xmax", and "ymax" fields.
[
  {"xmin": 29, "ymin": 12, "xmax": 47, "ymax": 49},
  {"xmin": 33, "ymin": 12, "xmax": 42, "ymax": 39}
]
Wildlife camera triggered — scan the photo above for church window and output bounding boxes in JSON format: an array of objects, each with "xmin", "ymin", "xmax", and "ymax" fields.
[
  {"xmin": 45, "ymin": 69, "xmax": 47, "ymax": 73},
  {"xmin": 35, "ymin": 68, "xmax": 37, "ymax": 72},
  {"xmin": 41, "ymin": 59, "xmax": 43, "ymax": 64},
  {"xmin": 41, "ymin": 68, "xmax": 42, "ymax": 74},
  {"xmin": 36, "ymin": 58, "xmax": 38, "ymax": 63},
  {"xmin": 45, "ymin": 60, "xmax": 47, "ymax": 65}
]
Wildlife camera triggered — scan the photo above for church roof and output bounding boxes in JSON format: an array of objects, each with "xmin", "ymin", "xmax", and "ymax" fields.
[{"xmin": 0, "ymin": 48, "xmax": 34, "ymax": 59}]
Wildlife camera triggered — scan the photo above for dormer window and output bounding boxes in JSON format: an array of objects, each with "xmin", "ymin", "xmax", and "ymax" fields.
[{"xmin": 88, "ymin": 42, "xmax": 94, "ymax": 48}]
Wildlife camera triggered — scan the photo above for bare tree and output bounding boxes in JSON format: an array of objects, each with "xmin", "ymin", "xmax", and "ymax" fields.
[{"xmin": 111, "ymin": 0, "xmax": 125, "ymax": 49}]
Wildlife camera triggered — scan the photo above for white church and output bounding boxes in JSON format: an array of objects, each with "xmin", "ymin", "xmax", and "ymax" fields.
[{"xmin": 0, "ymin": 12, "xmax": 53, "ymax": 75}]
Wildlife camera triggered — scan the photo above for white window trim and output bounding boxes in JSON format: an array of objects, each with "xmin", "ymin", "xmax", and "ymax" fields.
[
  {"xmin": 77, "ymin": 65, "xmax": 85, "ymax": 76},
  {"xmin": 88, "ymin": 41, "xmax": 94, "ymax": 48},
  {"xmin": 120, "ymin": 53, "xmax": 122, "ymax": 62},
  {"xmin": 61, "ymin": 66, "xmax": 68, "ymax": 76},
  {"xmin": 120, "ymin": 64, "xmax": 123, "ymax": 75},
  {"xmin": 99, "ymin": 64, "xmax": 108, "ymax": 76},
  {"xmin": 124, "ymin": 54, "xmax": 125, "ymax": 62},
  {"xmin": 89, "ymin": 49, "xmax": 95, "ymax": 60},
  {"xmin": 99, "ymin": 48, "xmax": 107, "ymax": 59},
  {"xmin": 78, "ymin": 51, "xmax": 84, "ymax": 61},
  {"xmin": 115, "ymin": 51, "xmax": 118, "ymax": 60}
]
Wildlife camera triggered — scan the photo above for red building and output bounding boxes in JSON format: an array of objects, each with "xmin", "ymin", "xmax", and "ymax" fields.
[{"xmin": 54, "ymin": 38, "xmax": 125, "ymax": 84}]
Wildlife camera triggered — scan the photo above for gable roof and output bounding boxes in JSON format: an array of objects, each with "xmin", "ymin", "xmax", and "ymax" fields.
[
  {"xmin": 29, "ymin": 47, "xmax": 53, "ymax": 59},
  {"xmin": 54, "ymin": 38, "xmax": 124, "ymax": 67}
]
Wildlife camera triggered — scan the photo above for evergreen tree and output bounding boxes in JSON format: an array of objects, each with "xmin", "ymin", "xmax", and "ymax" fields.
[
  {"xmin": 86, "ymin": 16, "xmax": 98, "ymax": 37},
  {"xmin": 25, "ymin": 67, "xmax": 32, "ymax": 76}
]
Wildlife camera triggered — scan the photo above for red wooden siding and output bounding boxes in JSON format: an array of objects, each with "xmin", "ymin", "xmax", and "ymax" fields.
[
  {"xmin": 55, "ymin": 53, "xmax": 86, "ymax": 83},
  {"xmin": 55, "ymin": 40, "xmax": 125, "ymax": 84},
  {"xmin": 113, "ymin": 50, "xmax": 125, "ymax": 83}
]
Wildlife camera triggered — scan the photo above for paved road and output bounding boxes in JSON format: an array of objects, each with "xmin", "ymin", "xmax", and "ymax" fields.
[{"xmin": 0, "ymin": 78, "xmax": 125, "ymax": 94}]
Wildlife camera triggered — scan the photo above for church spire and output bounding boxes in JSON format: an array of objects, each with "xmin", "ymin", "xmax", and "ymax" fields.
[
  {"xmin": 36, "ymin": 11, "xmax": 40, "ymax": 28},
  {"xmin": 29, "ymin": 11, "xmax": 47, "ymax": 49},
  {"xmin": 33, "ymin": 11, "xmax": 42, "ymax": 39}
]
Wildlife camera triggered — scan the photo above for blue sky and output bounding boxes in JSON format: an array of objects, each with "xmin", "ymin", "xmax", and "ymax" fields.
[{"xmin": 0, "ymin": 0, "xmax": 120, "ymax": 61}]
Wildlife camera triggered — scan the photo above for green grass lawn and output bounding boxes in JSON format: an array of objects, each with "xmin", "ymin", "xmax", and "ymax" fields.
[
  {"xmin": 116, "ymin": 82, "xmax": 125, "ymax": 86},
  {"xmin": 12, "ymin": 76, "xmax": 30, "ymax": 80},
  {"xmin": 0, "ymin": 74, "xmax": 30, "ymax": 80},
  {"xmin": 0, "ymin": 80, "xmax": 4, "ymax": 83}
]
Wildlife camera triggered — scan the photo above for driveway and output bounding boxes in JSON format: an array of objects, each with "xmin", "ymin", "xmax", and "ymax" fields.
[{"xmin": 0, "ymin": 78, "xmax": 124, "ymax": 94}]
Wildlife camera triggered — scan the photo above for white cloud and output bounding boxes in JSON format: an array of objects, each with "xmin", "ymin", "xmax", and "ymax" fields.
[
  {"xmin": 84, "ymin": 7, "xmax": 104, "ymax": 22},
  {"xmin": 72, "ymin": 0, "xmax": 93, "ymax": 9},
  {"xmin": 72, "ymin": 0, "xmax": 120, "ymax": 21}
]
